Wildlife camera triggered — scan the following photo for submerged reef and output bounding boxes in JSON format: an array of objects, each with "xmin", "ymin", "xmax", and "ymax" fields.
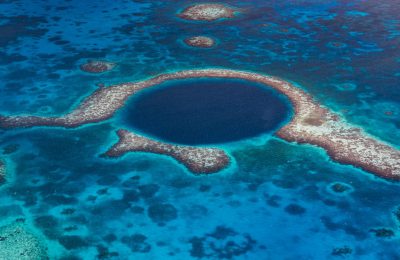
[
  {"xmin": 328, "ymin": 182, "xmax": 353, "ymax": 195},
  {"xmin": 2, "ymin": 144, "xmax": 19, "ymax": 155},
  {"xmin": 178, "ymin": 4, "xmax": 237, "ymax": 21},
  {"xmin": 0, "ymin": 223, "xmax": 47, "ymax": 259},
  {"xmin": 184, "ymin": 36, "xmax": 215, "ymax": 48},
  {"xmin": 80, "ymin": 60, "xmax": 116, "ymax": 73},
  {"xmin": 189, "ymin": 226, "xmax": 256, "ymax": 258},
  {"xmin": 369, "ymin": 228, "xmax": 395, "ymax": 238},
  {"xmin": 104, "ymin": 130, "xmax": 229, "ymax": 174},
  {"xmin": 393, "ymin": 206, "xmax": 400, "ymax": 224},
  {"xmin": 331, "ymin": 246, "xmax": 352, "ymax": 257},
  {"xmin": 0, "ymin": 159, "xmax": 5, "ymax": 185},
  {"xmin": 0, "ymin": 69, "xmax": 399, "ymax": 179}
]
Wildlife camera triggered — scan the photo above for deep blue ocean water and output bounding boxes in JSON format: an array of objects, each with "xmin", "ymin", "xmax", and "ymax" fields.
[
  {"xmin": 0, "ymin": 0, "xmax": 399, "ymax": 259},
  {"xmin": 121, "ymin": 78, "xmax": 291, "ymax": 145}
]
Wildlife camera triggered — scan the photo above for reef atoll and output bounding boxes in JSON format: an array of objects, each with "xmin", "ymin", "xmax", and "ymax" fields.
[
  {"xmin": 184, "ymin": 36, "xmax": 215, "ymax": 48},
  {"xmin": 0, "ymin": 223, "xmax": 47, "ymax": 259},
  {"xmin": 0, "ymin": 69, "xmax": 399, "ymax": 179},
  {"xmin": 80, "ymin": 60, "xmax": 116, "ymax": 73},
  {"xmin": 178, "ymin": 4, "xmax": 237, "ymax": 21},
  {"xmin": 104, "ymin": 130, "xmax": 229, "ymax": 174}
]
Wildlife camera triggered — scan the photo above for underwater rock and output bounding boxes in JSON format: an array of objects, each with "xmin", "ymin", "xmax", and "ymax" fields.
[
  {"xmin": 189, "ymin": 226, "xmax": 256, "ymax": 259},
  {"xmin": 284, "ymin": 204, "xmax": 306, "ymax": 215},
  {"xmin": 199, "ymin": 184, "xmax": 211, "ymax": 192},
  {"xmin": 96, "ymin": 187, "xmax": 108, "ymax": 195},
  {"xmin": 63, "ymin": 225, "xmax": 78, "ymax": 232},
  {"xmin": 103, "ymin": 234, "xmax": 117, "ymax": 243},
  {"xmin": 2, "ymin": 144, "xmax": 19, "ymax": 154},
  {"xmin": 183, "ymin": 204, "xmax": 208, "ymax": 219},
  {"xmin": 321, "ymin": 216, "xmax": 366, "ymax": 239},
  {"xmin": 0, "ymin": 223, "xmax": 47, "ymax": 259},
  {"xmin": 264, "ymin": 193, "xmax": 281, "ymax": 208},
  {"xmin": 328, "ymin": 42, "xmax": 347, "ymax": 49},
  {"xmin": 34, "ymin": 215, "xmax": 60, "ymax": 239},
  {"xmin": 328, "ymin": 182, "xmax": 353, "ymax": 195},
  {"xmin": 331, "ymin": 246, "xmax": 352, "ymax": 257},
  {"xmin": 369, "ymin": 228, "xmax": 395, "ymax": 238},
  {"xmin": 393, "ymin": 206, "xmax": 400, "ymax": 224},
  {"xmin": 80, "ymin": 60, "xmax": 116, "ymax": 73},
  {"xmin": 96, "ymin": 175, "xmax": 119, "ymax": 185},
  {"xmin": 121, "ymin": 234, "xmax": 151, "ymax": 253},
  {"xmin": 123, "ymin": 189, "xmax": 140, "ymax": 202},
  {"xmin": 334, "ymin": 82, "xmax": 357, "ymax": 91},
  {"xmin": 58, "ymin": 235, "xmax": 89, "ymax": 250},
  {"xmin": 45, "ymin": 194, "xmax": 78, "ymax": 205},
  {"xmin": 59, "ymin": 255, "xmax": 81, "ymax": 260},
  {"xmin": 60, "ymin": 208, "xmax": 76, "ymax": 215},
  {"xmin": 330, "ymin": 183, "xmax": 350, "ymax": 193},
  {"xmin": 97, "ymin": 244, "xmax": 119, "ymax": 259},
  {"xmin": 184, "ymin": 36, "xmax": 215, "ymax": 48},
  {"xmin": 0, "ymin": 205, "xmax": 24, "ymax": 219},
  {"xmin": 121, "ymin": 175, "xmax": 141, "ymax": 188},
  {"xmin": 147, "ymin": 203, "xmax": 178, "ymax": 224},
  {"xmin": 131, "ymin": 206, "xmax": 145, "ymax": 214},
  {"xmin": 272, "ymin": 178, "xmax": 299, "ymax": 189},
  {"xmin": 138, "ymin": 184, "xmax": 160, "ymax": 198},
  {"xmin": 178, "ymin": 4, "xmax": 237, "ymax": 21},
  {"xmin": 170, "ymin": 177, "xmax": 193, "ymax": 189},
  {"xmin": 0, "ymin": 159, "xmax": 5, "ymax": 185}
]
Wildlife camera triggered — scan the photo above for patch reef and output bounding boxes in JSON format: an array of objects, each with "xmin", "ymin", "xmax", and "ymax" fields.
[
  {"xmin": 178, "ymin": 4, "xmax": 236, "ymax": 21},
  {"xmin": 184, "ymin": 36, "xmax": 215, "ymax": 48},
  {"xmin": 80, "ymin": 60, "xmax": 116, "ymax": 73},
  {"xmin": 0, "ymin": 159, "xmax": 5, "ymax": 184}
]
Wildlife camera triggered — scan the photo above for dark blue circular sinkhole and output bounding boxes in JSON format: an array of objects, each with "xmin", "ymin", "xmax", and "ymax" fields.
[{"xmin": 121, "ymin": 78, "xmax": 292, "ymax": 145}]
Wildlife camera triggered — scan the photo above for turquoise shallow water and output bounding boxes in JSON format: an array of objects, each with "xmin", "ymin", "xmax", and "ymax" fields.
[{"xmin": 0, "ymin": 0, "xmax": 399, "ymax": 259}]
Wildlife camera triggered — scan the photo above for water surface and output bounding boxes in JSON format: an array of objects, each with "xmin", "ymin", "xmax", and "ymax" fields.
[{"xmin": 121, "ymin": 78, "xmax": 292, "ymax": 145}]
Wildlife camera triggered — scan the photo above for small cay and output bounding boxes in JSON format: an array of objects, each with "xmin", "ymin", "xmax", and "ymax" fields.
[{"xmin": 178, "ymin": 4, "xmax": 237, "ymax": 21}]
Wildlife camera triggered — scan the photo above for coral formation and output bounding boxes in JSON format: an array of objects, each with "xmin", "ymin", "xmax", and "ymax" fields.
[
  {"xmin": 184, "ymin": 36, "xmax": 215, "ymax": 48},
  {"xmin": 328, "ymin": 182, "xmax": 353, "ymax": 194},
  {"xmin": 121, "ymin": 234, "xmax": 151, "ymax": 253},
  {"xmin": 189, "ymin": 226, "xmax": 256, "ymax": 258},
  {"xmin": 147, "ymin": 203, "xmax": 178, "ymax": 224},
  {"xmin": 2, "ymin": 144, "xmax": 19, "ymax": 154},
  {"xmin": 105, "ymin": 130, "xmax": 229, "ymax": 174},
  {"xmin": 0, "ymin": 69, "xmax": 399, "ymax": 179},
  {"xmin": 0, "ymin": 223, "xmax": 47, "ymax": 259},
  {"xmin": 80, "ymin": 60, "xmax": 116, "ymax": 73},
  {"xmin": 178, "ymin": 4, "xmax": 236, "ymax": 21},
  {"xmin": 0, "ymin": 159, "xmax": 5, "ymax": 185},
  {"xmin": 331, "ymin": 246, "xmax": 352, "ymax": 257},
  {"xmin": 369, "ymin": 228, "xmax": 395, "ymax": 238}
]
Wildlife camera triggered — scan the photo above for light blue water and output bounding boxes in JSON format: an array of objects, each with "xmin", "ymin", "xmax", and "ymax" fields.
[{"xmin": 0, "ymin": 0, "xmax": 399, "ymax": 259}]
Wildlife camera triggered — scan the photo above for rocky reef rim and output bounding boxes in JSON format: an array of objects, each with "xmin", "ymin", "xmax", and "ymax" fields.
[{"xmin": 0, "ymin": 68, "xmax": 399, "ymax": 179}]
